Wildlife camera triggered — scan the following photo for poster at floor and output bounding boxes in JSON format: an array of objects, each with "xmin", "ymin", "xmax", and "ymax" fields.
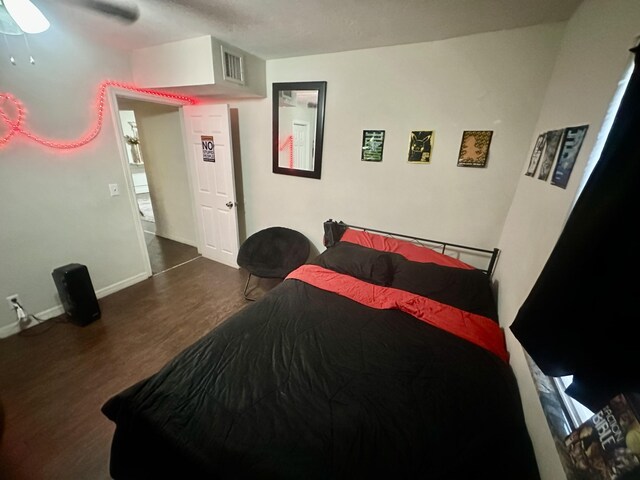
[
  {"xmin": 537, "ymin": 129, "xmax": 564, "ymax": 181},
  {"xmin": 564, "ymin": 394, "xmax": 640, "ymax": 480},
  {"xmin": 408, "ymin": 131, "xmax": 433, "ymax": 163},
  {"xmin": 525, "ymin": 133, "xmax": 547, "ymax": 177},
  {"xmin": 551, "ymin": 125, "xmax": 589, "ymax": 189},
  {"xmin": 361, "ymin": 130, "xmax": 385, "ymax": 162},
  {"xmin": 457, "ymin": 130, "xmax": 493, "ymax": 167}
]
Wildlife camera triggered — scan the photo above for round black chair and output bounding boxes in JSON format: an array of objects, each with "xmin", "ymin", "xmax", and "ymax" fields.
[{"xmin": 237, "ymin": 226, "xmax": 310, "ymax": 300}]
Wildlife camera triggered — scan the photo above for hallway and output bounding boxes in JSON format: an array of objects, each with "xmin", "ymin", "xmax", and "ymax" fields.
[{"xmin": 144, "ymin": 232, "xmax": 199, "ymax": 274}]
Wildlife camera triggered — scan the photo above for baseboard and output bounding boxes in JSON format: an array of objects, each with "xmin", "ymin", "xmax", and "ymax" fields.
[
  {"xmin": 154, "ymin": 231, "xmax": 197, "ymax": 248},
  {"xmin": 0, "ymin": 272, "xmax": 149, "ymax": 339},
  {"xmin": 0, "ymin": 303, "xmax": 65, "ymax": 339},
  {"xmin": 94, "ymin": 272, "xmax": 149, "ymax": 299}
]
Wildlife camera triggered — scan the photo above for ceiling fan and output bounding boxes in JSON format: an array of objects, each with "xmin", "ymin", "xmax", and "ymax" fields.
[
  {"xmin": 0, "ymin": 0, "xmax": 139, "ymax": 35},
  {"xmin": 67, "ymin": 0, "xmax": 140, "ymax": 23}
]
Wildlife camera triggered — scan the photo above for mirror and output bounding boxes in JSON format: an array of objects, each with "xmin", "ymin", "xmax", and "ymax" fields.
[{"xmin": 272, "ymin": 81, "xmax": 327, "ymax": 179}]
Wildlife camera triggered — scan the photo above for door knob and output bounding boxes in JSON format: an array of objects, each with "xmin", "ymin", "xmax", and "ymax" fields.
[{"xmin": 226, "ymin": 201, "xmax": 234, "ymax": 208}]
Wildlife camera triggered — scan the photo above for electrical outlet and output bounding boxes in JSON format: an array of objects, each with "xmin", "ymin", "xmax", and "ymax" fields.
[{"xmin": 6, "ymin": 294, "xmax": 20, "ymax": 310}]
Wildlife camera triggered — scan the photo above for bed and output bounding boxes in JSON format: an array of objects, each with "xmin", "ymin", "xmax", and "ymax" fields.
[{"xmin": 101, "ymin": 220, "xmax": 540, "ymax": 479}]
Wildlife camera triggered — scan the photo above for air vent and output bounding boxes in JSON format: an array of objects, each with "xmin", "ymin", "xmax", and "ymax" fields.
[{"xmin": 221, "ymin": 47, "xmax": 244, "ymax": 85}]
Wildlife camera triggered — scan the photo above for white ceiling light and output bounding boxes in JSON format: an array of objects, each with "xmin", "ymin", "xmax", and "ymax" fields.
[{"xmin": 2, "ymin": 0, "xmax": 50, "ymax": 34}]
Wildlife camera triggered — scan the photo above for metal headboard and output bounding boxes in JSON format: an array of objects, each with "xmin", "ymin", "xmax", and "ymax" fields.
[{"xmin": 323, "ymin": 219, "xmax": 500, "ymax": 277}]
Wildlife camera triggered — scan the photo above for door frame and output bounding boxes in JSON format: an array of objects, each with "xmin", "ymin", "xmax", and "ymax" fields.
[{"xmin": 107, "ymin": 88, "xmax": 199, "ymax": 278}]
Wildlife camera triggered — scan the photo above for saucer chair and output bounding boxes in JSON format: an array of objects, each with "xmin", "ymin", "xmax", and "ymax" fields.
[{"xmin": 237, "ymin": 227, "xmax": 310, "ymax": 300}]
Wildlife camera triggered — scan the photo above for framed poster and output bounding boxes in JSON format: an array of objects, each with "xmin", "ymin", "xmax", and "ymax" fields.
[
  {"xmin": 201, "ymin": 135, "xmax": 215, "ymax": 162},
  {"xmin": 525, "ymin": 133, "xmax": 546, "ymax": 177},
  {"xmin": 551, "ymin": 125, "xmax": 589, "ymax": 189},
  {"xmin": 408, "ymin": 131, "xmax": 433, "ymax": 163},
  {"xmin": 457, "ymin": 130, "xmax": 493, "ymax": 167},
  {"xmin": 537, "ymin": 129, "xmax": 564, "ymax": 181},
  {"xmin": 361, "ymin": 130, "xmax": 385, "ymax": 162}
]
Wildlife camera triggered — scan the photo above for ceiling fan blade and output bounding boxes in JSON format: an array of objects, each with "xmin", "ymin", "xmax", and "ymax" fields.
[
  {"xmin": 3, "ymin": 0, "xmax": 50, "ymax": 33},
  {"xmin": 79, "ymin": 0, "xmax": 139, "ymax": 23},
  {"xmin": 0, "ymin": 3, "xmax": 24, "ymax": 35}
]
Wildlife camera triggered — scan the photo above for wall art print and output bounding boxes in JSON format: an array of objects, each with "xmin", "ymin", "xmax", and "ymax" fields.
[
  {"xmin": 525, "ymin": 133, "xmax": 546, "ymax": 177},
  {"xmin": 551, "ymin": 125, "xmax": 589, "ymax": 189},
  {"xmin": 457, "ymin": 130, "xmax": 493, "ymax": 167},
  {"xmin": 407, "ymin": 131, "xmax": 433, "ymax": 163},
  {"xmin": 361, "ymin": 130, "xmax": 385, "ymax": 162},
  {"xmin": 537, "ymin": 129, "xmax": 564, "ymax": 181}
]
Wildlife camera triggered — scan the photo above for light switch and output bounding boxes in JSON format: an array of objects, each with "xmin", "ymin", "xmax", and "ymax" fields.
[{"xmin": 109, "ymin": 183, "xmax": 120, "ymax": 196}]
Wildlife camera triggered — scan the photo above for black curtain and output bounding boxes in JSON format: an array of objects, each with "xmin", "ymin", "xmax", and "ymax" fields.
[{"xmin": 510, "ymin": 45, "xmax": 640, "ymax": 412}]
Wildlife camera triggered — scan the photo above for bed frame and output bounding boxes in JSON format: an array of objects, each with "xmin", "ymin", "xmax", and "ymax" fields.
[{"xmin": 323, "ymin": 219, "xmax": 500, "ymax": 277}]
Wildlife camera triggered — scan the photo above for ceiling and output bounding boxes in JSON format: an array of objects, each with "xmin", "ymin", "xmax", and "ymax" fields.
[{"xmin": 38, "ymin": 0, "xmax": 583, "ymax": 60}]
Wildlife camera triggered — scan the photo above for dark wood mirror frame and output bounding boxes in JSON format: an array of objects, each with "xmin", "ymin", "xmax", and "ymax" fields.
[{"xmin": 272, "ymin": 81, "xmax": 327, "ymax": 179}]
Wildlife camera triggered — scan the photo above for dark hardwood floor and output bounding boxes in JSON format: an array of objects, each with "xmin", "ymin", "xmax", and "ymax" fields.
[
  {"xmin": 144, "ymin": 232, "xmax": 200, "ymax": 275},
  {"xmin": 0, "ymin": 257, "xmax": 252, "ymax": 480}
]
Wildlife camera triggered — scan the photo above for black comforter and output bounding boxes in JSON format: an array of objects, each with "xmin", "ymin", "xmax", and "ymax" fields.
[{"xmin": 102, "ymin": 246, "xmax": 539, "ymax": 479}]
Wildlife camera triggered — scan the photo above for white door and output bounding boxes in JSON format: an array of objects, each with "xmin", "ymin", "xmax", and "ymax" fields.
[{"xmin": 182, "ymin": 104, "xmax": 239, "ymax": 268}]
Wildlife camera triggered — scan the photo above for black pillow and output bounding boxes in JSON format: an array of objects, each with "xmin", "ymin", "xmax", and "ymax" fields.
[
  {"xmin": 392, "ymin": 260, "xmax": 499, "ymax": 322},
  {"xmin": 311, "ymin": 242, "xmax": 396, "ymax": 287}
]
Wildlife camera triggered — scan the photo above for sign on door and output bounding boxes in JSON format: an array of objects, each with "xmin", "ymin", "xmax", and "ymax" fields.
[{"xmin": 201, "ymin": 135, "xmax": 215, "ymax": 162}]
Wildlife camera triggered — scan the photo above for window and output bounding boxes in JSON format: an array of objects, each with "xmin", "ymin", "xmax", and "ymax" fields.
[
  {"xmin": 575, "ymin": 61, "xmax": 633, "ymax": 199},
  {"xmin": 553, "ymin": 376, "xmax": 593, "ymax": 428}
]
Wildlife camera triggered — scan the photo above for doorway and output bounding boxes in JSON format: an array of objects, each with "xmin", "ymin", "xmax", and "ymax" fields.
[
  {"xmin": 116, "ymin": 98, "xmax": 200, "ymax": 275},
  {"xmin": 118, "ymin": 109, "xmax": 155, "ymax": 232}
]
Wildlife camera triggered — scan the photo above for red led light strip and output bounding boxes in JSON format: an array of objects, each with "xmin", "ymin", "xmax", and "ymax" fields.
[
  {"xmin": 0, "ymin": 80, "xmax": 198, "ymax": 150},
  {"xmin": 279, "ymin": 135, "xmax": 294, "ymax": 168}
]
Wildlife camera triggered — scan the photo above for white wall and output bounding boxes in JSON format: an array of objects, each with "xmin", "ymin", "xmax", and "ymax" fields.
[
  {"xmin": 231, "ymin": 23, "xmax": 565, "ymax": 253},
  {"xmin": 129, "ymin": 101, "xmax": 197, "ymax": 246},
  {"xmin": 494, "ymin": 1, "xmax": 640, "ymax": 479},
  {"xmin": 0, "ymin": 22, "xmax": 144, "ymax": 335}
]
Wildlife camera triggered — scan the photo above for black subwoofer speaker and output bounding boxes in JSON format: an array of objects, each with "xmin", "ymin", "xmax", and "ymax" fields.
[{"xmin": 52, "ymin": 263, "xmax": 101, "ymax": 326}]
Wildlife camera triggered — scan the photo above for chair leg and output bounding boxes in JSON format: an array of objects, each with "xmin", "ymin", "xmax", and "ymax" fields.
[{"xmin": 243, "ymin": 273, "xmax": 256, "ymax": 301}]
